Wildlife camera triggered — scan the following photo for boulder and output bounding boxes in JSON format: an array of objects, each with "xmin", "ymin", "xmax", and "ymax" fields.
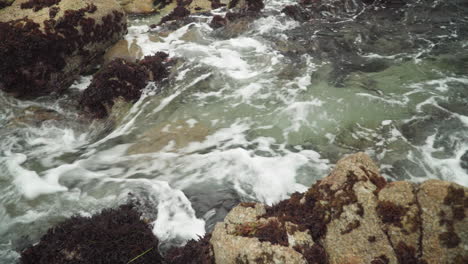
[
  {"xmin": 0, "ymin": 0, "xmax": 127, "ymax": 98},
  {"xmin": 170, "ymin": 153, "xmax": 467, "ymax": 264}
]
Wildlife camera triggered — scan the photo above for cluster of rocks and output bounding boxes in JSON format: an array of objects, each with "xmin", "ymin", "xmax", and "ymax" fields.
[
  {"xmin": 0, "ymin": 0, "xmax": 127, "ymax": 98},
  {"xmin": 18, "ymin": 153, "xmax": 468, "ymax": 263},
  {"xmin": 0, "ymin": 0, "xmax": 265, "ymax": 121}
]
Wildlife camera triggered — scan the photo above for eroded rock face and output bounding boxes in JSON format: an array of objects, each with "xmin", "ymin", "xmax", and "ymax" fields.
[
  {"xmin": 0, "ymin": 0, "xmax": 127, "ymax": 98},
  {"xmin": 169, "ymin": 153, "xmax": 467, "ymax": 264}
]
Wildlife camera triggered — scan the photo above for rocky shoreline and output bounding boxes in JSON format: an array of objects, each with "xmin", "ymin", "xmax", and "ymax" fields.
[
  {"xmin": 1, "ymin": 0, "xmax": 467, "ymax": 263},
  {"xmin": 18, "ymin": 153, "xmax": 468, "ymax": 263}
]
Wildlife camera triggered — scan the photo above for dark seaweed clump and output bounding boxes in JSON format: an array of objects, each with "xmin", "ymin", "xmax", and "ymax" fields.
[
  {"xmin": 21, "ymin": 0, "xmax": 61, "ymax": 12},
  {"xmin": 376, "ymin": 201, "xmax": 408, "ymax": 227},
  {"xmin": 394, "ymin": 242, "xmax": 428, "ymax": 264},
  {"xmin": 0, "ymin": 4, "xmax": 126, "ymax": 97},
  {"xmin": 228, "ymin": 0, "xmax": 264, "ymax": 12},
  {"xmin": 159, "ymin": 6, "xmax": 190, "ymax": 25},
  {"xmin": 437, "ymin": 185, "xmax": 466, "ymax": 249},
  {"xmin": 79, "ymin": 59, "xmax": 149, "ymax": 119},
  {"xmin": 293, "ymin": 244, "xmax": 328, "ymax": 264},
  {"xmin": 139, "ymin": 52, "xmax": 169, "ymax": 82},
  {"xmin": 80, "ymin": 52, "xmax": 170, "ymax": 118},
  {"xmin": 371, "ymin": 255, "xmax": 390, "ymax": 264},
  {"xmin": 235, "ymin": 220, "xmax": 289, "ymax": 246},
  {"xmin": 20, "ymin": 204, "xmax": 163, "ymax": 264},
  {"xmin": 165, "ymin": 234, "xmax": 215, "ymax": 264},
  {"xmin": 210, "ymin": 15, "xmax": 227, "ymax": 29}
]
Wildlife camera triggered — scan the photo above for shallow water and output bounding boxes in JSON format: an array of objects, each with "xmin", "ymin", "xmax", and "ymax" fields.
[{"xmin": 1, "ymin": 0, "xmax": 468, "ymax": 261}]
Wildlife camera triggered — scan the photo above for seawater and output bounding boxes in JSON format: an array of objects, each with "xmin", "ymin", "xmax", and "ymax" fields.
[{"xmin": 1, "ymin": 0, "xmax": 467, "ymax": 261}]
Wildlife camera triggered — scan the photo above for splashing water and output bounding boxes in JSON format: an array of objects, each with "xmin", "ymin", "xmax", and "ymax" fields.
[{"xmin": 1, "ymin": 0, "xmax": 468, "ymax": 261}]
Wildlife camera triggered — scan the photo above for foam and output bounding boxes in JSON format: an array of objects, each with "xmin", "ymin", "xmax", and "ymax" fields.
[{"xmin": 4, "ymin": 152, "xmax": 67, "ymax": 199}]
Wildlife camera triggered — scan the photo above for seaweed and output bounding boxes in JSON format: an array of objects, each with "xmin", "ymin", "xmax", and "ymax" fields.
[
  {"xmin": 293, "ymin": 244, "xmax": 328, "ymax": 264},
  {"xmin": 79, "ymin": 58, "xmax": 149, "ymax": 118},
  {"xmin": 376, "ymin": 201, "xmax": 408, "ymax": 227},
  {"xmin": 165, "ymin": 234, "xmax": 215, "ymax": 264},
  {"xmin": 394, "ymin": 242, "xmax": 427, "ymax": 264},
  {"xmin": 371, "ymin": 255, "xmax": 390, "ymax": 264},
  {"xmin": 20, "ymin": 204, "xmax": 163, "ymax": 264},
  {"xmin": 21, "ymin": 0, "xmax": 61, "ymax": 12},
  {"xmin": 80, "ymin": 52, "xmax": 170, "ymax": 118},
  {"xmin": 0, "ymin": 3, "xmax": 126, "ymax": 97}
]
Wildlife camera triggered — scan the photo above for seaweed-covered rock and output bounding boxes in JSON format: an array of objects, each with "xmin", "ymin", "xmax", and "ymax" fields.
[
  {"xmin": 20, "ymin": 204, "xmax": 163, "ymax": 264},
  {"xmin": 170, "ymin": 153, "xmax": 467, "ymax": 264},
  {"xmin": 165, "ymin": 234, "xmax": 215, "ymax": 264},
  {"xmin": 0, "ymin": 0, "xmax": 14, "ymax": 9},
  {"xmin": 0, "ymin": 0, "xmax": 127, "ymax": 98},
  {"xmin": 80, "ymin": 52, "xmax": 169, "ymax": 118},
  {"xmin": 418, "ymin": 180, "xmax": 468, "ymax": 264}
]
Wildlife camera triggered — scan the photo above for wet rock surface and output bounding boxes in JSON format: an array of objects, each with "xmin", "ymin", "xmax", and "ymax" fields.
[
  {"xmin": 169, "ymin": 153, "xmax": 467, "ymax": 264},
  {"xmin": 0, "ymin": 0, "xmax": 127, "ymax": 98}
]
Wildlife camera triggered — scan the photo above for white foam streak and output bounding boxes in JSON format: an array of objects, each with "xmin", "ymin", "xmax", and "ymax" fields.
[{"xmin": 4, "ymin": 153, "xmax": 67, "ymax": 199}]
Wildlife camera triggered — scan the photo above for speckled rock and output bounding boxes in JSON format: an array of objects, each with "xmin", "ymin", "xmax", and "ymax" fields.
[
  {"xmin": 117, "ymin": 0, "xmax": 156, "ymax": 14},
  {"xmin": 320, "ymin": 153, "xmax": 398, "ymax": 264},
  {"xmin": 418, "ymin": 180, "xmax": 468, "ymax": 264},
  {"xmin": 167, "ymin": 153, "xmax": 468, "ymax": 264},
  {"xmin": 0, "ymin": 0, "xmax": 127, "ymax": 97},
  {"xmin": 210, "ymin": 204, "xmax": 308, "ymax": 264}
]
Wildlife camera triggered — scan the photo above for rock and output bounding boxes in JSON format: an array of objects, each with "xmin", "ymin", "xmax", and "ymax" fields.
[
  {"xmin": 376, "ymin": 181, "xmax": 420, "ymax": 252},
  {"xmin": 165, "ymin": 234, "xmax": 215, "ymax": 264},
  {"xmin": 127, "ymin": 120, "xmax": 210, "ymax": 154},
  {"xmin": 156, "ymin": 0, "xmax": 263, "ymax": 29},
  {"xmin": 9, "ymin": 106, "xmax": 63, "ymax": 126},
  {"xmin": 80, "ymin": 52, "xmax": 169, "ymax": 118},
  {"xmin": 166, "ymin": 153, "xmax": 467, "ymax": 264},
  {"xmin": 228, "ymin": 0, "xmax": 264, "ymax": 12},
  {"xmin": 0, "ymin": 0, "xmax": 127, "ymax": 98},
  {"xmin": 281, "ymin": 5, "xmax": 312, "ymax": 22},
  {"xmin": 20, "ymin": 204, "xmax": 163, "ymax": 264},
  {"xmin": 319, "ymin": 153, "xmax": 397, "ymax": 264},
  {"xmin": 117, "ymin": 0, "xmax": 156, "ymax": 14},
  {"xmin": 210, "ymin": 204, "xmax": 308, "ymax": 264},
  {"xmin": 103, "ymin": 39, "xmax": 143, "ymax": 64},
  {"xmin": 418, "ymin": 180, "xmax": 468, "ymax": 264},
  {"xmin": 79, "ymin": 58, "xmax": 149, "ymax": 119}
]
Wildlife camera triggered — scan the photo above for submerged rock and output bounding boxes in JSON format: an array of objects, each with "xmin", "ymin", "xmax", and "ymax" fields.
[
  {"xmin": 20, "ymin": 204, "xmax": 163, "ymax": 264},
  {"xmin": 0, "ymin": 0, "xmax": 127, "ymax": 98},
  {"xmin": 169, "ymin": 153, "xmax": 467, "ymax": 264}
]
